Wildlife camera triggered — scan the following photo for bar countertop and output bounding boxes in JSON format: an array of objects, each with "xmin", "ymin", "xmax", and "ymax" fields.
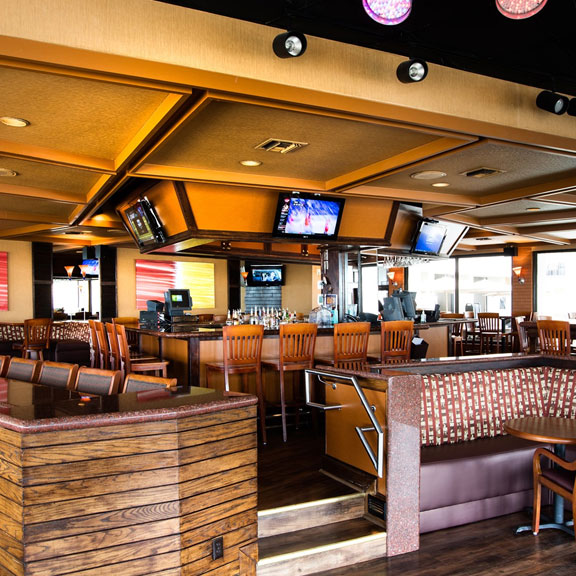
[{"xmin": 0, "ymin": 378, "xmax": 257, "ymax": 433}]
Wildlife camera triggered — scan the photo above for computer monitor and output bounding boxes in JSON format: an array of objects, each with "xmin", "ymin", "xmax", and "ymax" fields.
[
  {"xmin": 393, "ymin": 290, "xmax": 417, "ymax": 320},
  {"xmin": 381, "ymin": 297, "xmax": 404, "ymax": 321},
  {"xmin": 164, "ymin": 289, "xmax": 192, "ymax": 319}
]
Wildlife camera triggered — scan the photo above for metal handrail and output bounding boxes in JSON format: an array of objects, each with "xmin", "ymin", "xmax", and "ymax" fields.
[{"xmin": 305, "ymin": 368, "xmax": 384, "ymax": 477}]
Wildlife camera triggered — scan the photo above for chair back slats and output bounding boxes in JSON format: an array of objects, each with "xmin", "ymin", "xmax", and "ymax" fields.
[
  {"xmin": 106, "ymin": 323, "xmax": 121, "ymax": 371},
  {"xmin": 6, "ymin": 357, "xmax": 41, "ymax": 382},
  {"xmin": 477, "ymin": 312, "xmax": 500, "ymax": 333},
  {"xmin": 333, "ymin": 322, "xmax": 370, "ymax": 364},
  {"xmin": 514, "ymin": 316, "xmax": 530, "ymax": 353},
  {"xmin": 38, "ymin": 361, "xmax": 79, "ymax": 389},
  {"xmin": 381, "ymin": 320, "xmax": 413, "ymax": 363},
  {"xmin": 537, "ymin": 319, "xmax": 571, "ymax": 356},
  {"xmin": 222, "ymin": 325, "xmax": 264, "ymax": 369},
  {"xmin": 75, "ymin": 367, "xmax": 122, "ymax": 395},
  {"xmin": 0, "ymin": 355, "xmax": 10, "ymax": 377},
  {"xmin": 279, "ymin": 323, "xmax": 317, "ymax": 367},
  {"xmin": 88, "ymin": 320, "xmax": 100, "ymax": 368},
  {"xmin": 122, "ymin": 374, "xmax": 177, "ymax": 393},
  {"xmin": 24, "ymin": 318, "xmax": 52, "ymax": 348},
  {"xmin": 94, "ymin": 321, "xmax": 110, "ymax": 369}
]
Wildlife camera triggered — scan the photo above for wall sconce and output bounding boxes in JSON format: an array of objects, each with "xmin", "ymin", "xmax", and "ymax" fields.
[
  {"xmin": 512, "ymin": 266, "xmax": 525, "ymax": 284},
  {"xmin": 387, "ymin": 271, "xmax": 398, "ymax": 286},
  {"xmin": 273, "ymin": 31, "xmax": 307, "ymax": 58},
  {"xmin": 397, "ymin": 59, "xmax": 428, "ymax": 83},
  {"xmin": 240, "ymin": 267, "xmax": 249, "ymax": 286},
  {"xmin": 301, "ymin": 244, "xmax": 309, "ymax": 257},
  {"xmin": 64, "ymin": 265, "xmax": 75, "ymax": 279}
]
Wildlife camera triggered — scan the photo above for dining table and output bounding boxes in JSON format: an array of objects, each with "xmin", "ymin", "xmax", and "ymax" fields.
[{"xmin": 504, "ymin": 416, "xmax": 576, "ymax": 537}]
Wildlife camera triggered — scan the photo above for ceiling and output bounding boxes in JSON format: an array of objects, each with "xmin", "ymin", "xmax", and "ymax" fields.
[{"xmin": 2, "ymin": 0, "xmax": 576, "ymax": 258}]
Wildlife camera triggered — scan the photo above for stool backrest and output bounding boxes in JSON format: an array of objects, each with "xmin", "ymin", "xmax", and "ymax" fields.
[
  {"xmin": 38, "ymin": 361, "xmax": 79, "ymax": 389},
  {"xmin": 122, "ymin": 373, "xmax": 178, "ymax": 393},
  {"xmin": 23, "ymin": 318, "xmax": 52, "ymax": 350},
  {"xmin": 477, "ymin": 312, "xmax": 500, "ymax": 333},
  {"xmin": 333, "ymin": 322, "xmax": 371, "ymax": 365},
  {"xmin": 6, "ymin": 357, "xmax": 41, "ymax": 382},
  {"xmin": 537, "ymin": 319, "xmax": 571, "ymax": 356},
  {"xmin": 75, "ymin": 366, "xmax": 122, "ymax": 395},
  {"xmin": 381, "ymin": 320, "xmax": 413, "ymax": 364},
  {"xmin": 278, "ymin": 322, "xmax": 317, "ymax": 368},
  {"xmin": 222, "ymin": 324, "xmax": 264, "ymax": 369}
]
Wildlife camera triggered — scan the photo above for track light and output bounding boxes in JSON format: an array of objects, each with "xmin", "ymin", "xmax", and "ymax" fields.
[
  {"xmin": 396, "ymin": 59, "xmax": 428, "ymax": 83},
  {"xmin": 273, "ymin": 31, "xmax": 307, "ymax": 58},
  {"xmin": 536, "ymin": 91, "xmax": 569, "ymax": 115}
]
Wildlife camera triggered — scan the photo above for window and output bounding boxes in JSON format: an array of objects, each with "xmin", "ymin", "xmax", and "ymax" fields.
[
  {"xmin": 535, "ymin": 251, "xmax": 576, "ymax": 318},
  {"xmin": 407, "ymin": 259, "xmax": 455, "ymax": 312}
]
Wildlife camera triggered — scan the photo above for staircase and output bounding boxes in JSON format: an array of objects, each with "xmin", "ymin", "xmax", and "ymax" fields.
[{"xmin": 257, "ymin": 493, "xmax": 387, "ymax": 575}]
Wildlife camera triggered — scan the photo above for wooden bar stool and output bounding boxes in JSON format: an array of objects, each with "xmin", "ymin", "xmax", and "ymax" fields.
[
  {"xmin": 262, "ymin": 322, "xmax": 317, "ymax": 442},
  {"xmin": 537, "ymin": 319, "xmax": 571, "ymax": 356},
  {"xmin": 380, "ymin": 320, "xmax": 413, "ymax": 364},
  {"xmin": 205, "ymin": 325, "xmax": 266, "ymax": 443},
  {"xmin": 315, "ymin": 321, "xmax": 371, "ymax": 370}
]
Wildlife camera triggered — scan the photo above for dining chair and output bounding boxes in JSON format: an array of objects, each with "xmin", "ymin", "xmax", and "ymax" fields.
[
  {"xmin": 0, "ymin": 355, "xmax": 10, "ymax": 377},
  {"xmin": 88, "ymin": 319, "xmax": 101, "ymax": 368},
  {"xmin": 112, "ymin": 317, "xmax": 140, "ymax": 350},
  {"xmin": 122, "ymin": 373, "xmax": 178, "ymax": 393},
  {"xmin": 105, "ymin": 322, "xmax": 121, "ymax": 371},
  {"xmin": 13, "ymin": 318, "xmax": 52, "ymax": 360},
  {"xmin": 537, "ymin": 319, "xmax": 572, "ymax": 356},
  {"xmin": 477, "ymin": 312, "xmax": 511, "ymax": 354},
  {"xmin": 5, "ymin": 357, "xmax": 42, "ymax": 382},
  {"xmin": 262, "ymin": 322, "xmax": 318, "ymax": 442},
  {"xmin": 94, "ymin": 321, "xmax": 111, "ymax": 369},
  {"xmin": 205, "ymin": 324, "xmax": 266, "ymax": 442},
  {"xmin": 37, "ymin": 361, "xmax": 79, "ymax": 389},
  {"xmin": 115, "ymin": 323, "xmax": 169, "ymax": 377},
  {"xmin": 75, "ymin": 366, "xmax": 122, "ymax": 395},
  {"xmin": 532, "ymin": 447, "xmax": 576, "ymax": 541},
  {"xmin": 380, "ymin": 320, "xmax": 413, "ymax": 363},
  {"xmin": 514, "ymin": 316, "xmax": 530, "ymax": 354}
]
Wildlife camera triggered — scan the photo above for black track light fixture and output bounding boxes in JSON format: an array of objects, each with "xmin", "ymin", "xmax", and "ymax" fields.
[
  {"xmin": 273, "ymin": 31, "xmax": 307, "ymax": 58},
  {"xmin": 396, "ymin": 59, "xmax": 428, "ymax": 83},
  {"xmin": 536, "ymin": 91, "xmax": 569, "ymax": 115}
]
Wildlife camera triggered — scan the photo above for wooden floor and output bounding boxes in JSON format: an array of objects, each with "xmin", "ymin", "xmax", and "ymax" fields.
[{"xmin": 258, "ymin": 423, "xmax": 576, "ymax": 576}]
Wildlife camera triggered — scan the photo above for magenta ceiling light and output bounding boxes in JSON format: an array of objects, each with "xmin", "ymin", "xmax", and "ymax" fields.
[
  {"xmin": 495, "ymin": 0, "xmax": 548, "ymax": 20},
  {"xmin": 362, "ymin": 0, "xmax": 412, "ymax": 26}
]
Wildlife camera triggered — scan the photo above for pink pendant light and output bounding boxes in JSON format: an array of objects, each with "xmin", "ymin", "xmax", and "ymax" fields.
[
  {"xmin": 495, "ymin": 0, "xmax": 548, "ymax": 20},
  {"xmin": 362, "ymin": 0, "xmax": 412, "ymax": 26}
]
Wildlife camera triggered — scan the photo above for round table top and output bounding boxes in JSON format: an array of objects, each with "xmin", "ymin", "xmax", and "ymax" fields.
[{"xmin": 505, "ymin": 416, "xmax": 576, "ymax": 445}]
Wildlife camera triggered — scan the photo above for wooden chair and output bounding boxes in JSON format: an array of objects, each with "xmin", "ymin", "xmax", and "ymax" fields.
[
  {"xmin": 262, "ymin": 323, "xmax": 318, "ymax": 442},
  {"xmin": 532, "ymin": 447, "xmax": 576, "ymax": 541},
  {"xmin": 75, "ymin": 366, "xmax": 122, "ymax": 395},
  {"xmin": 380, "ymin": 320, "xmax": 413, "ymax": 364},
  {"xmin": 0, "ymin": 355, "xmax": 10, "ymax": 377},
  {"xmin": 205, "ymin": 324, "xmax": 266, "ymax": 442},
  {"xmin": 116, "ymin": 323, "xmax": 169, "ymax": 377},
  {"xmin": 537, "ymin": 319, "xmax": 571, "ymax": 356},
  {"xmin": 442, "ymin": 313, "xmax": 467, "ymax": 356},
  {"xmin": 514, "ymin": 316, "xmax": 530, "ymax": 353},
  {"xmin": 37, "ymin": 361, "xmax": 79, "ymax": 389},
  {"xmin": 14, "ymin": 318, "xmax": 52, "ymax": 360},
  {"xmin": 94, "ymin": 321, "xmax": 111, "ymax": 369},
  {"xmin": 477, "ymin": 312, "xmax": 511, "ymax": 354},
  {"xmin": 318, "ymin": 321, "xmax": 371, "ymax": 369},
  {"xmin": 122, "ymin": 373, "xmax": 178, "ymax": 393},
  {"xmin": 88, "ymin": 319, "xmax": 101, "ymax": 368},
  {"xmin": 5, "ymin": 357, "xmax": 41, "ymax": 382},
  {"xmin": 112, "ymin": 317, "xmax": 140, "ymax": 350},
  {"xmin": 105, "ymin": 322, "xmax": 122, "ymax": 371}
]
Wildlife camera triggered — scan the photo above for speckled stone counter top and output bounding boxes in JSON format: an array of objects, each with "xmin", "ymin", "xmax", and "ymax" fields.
[{"xmin": 0, "ymin": 377, "xmax": 257, "ymax": 433}]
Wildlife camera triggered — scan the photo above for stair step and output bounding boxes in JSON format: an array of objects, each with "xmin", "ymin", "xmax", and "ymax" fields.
[
  {"xmin": 258, "ymin": 493, "xmax": 365, "ymax": 538},
  {"xmin": 257, "ymin": 517, "xmax": 386, "ymax": 576}
]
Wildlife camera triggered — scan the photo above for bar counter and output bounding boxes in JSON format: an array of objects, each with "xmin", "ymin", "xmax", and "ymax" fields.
[
  {"xmin": 0, "ymin": 378, "xmax": 258, "ymax": 575},
  {"xmin": 134, "ymin": 320, "xmax": 451, "ymax": 389}
]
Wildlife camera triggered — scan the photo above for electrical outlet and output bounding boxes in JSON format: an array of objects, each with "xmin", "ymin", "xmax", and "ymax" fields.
[{"xmin": 212, "ymin": 536, "xmax": 224, "ymax": 560}]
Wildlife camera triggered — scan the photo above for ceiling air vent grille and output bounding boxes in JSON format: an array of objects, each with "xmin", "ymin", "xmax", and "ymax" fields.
[
  {"xmin": 255, "ymin": 138, "xmax": 309, "ymax": 154},
  {"xmin": 460, "ymin": 167, "xmax": 506, "ymax": 178}
]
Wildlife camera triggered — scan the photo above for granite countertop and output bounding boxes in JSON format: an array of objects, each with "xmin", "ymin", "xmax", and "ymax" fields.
[{"xmin": 0, "ymin": 378, "xmax": 257, "ymax": 433}]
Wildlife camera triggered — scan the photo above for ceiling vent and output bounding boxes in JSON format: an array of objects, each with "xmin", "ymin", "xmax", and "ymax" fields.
[
  {"xmin": 255, "ymin": 138, "xmax": 309, "ymax": 154},
  {"xmin": 460, "ymin": 167, "xmax": 506, "ymax": 178}
]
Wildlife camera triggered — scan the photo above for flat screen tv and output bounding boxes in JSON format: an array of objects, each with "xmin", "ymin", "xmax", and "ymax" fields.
[
  {"xmin": 164, "ymin": 288, "xmax": 192, "ymax": 318},
  {"xmin": 410, "ymin": 219, "xmax": 447, "ymax": 256},
  {"xmin": 272, "ymin": 192, "xmax": 345, "ymax": 240},
  {"xmin": 247, "ymin": 265, "xmax": 285, "ymax": 287},
  {"xmin": 81, "ymin": 258, "xmax": 99, "ymax": 276},
  {"xmin": 124, "ymin": 197, "xmax": 166, "ymax": 247}
]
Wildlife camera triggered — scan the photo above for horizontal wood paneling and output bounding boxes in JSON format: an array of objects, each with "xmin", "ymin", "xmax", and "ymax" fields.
[{"xmin": 0, "ymin": 404, "xmax": 257, "ymax": 575}]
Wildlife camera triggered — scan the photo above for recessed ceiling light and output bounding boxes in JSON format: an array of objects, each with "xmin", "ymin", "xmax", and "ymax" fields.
[
  {"xmin": 0, "ymin": 168, "xmax": 18, "ymax": 177},
  {"xmin": 410, "ymin": 170, "xmax": 447, "ymax": 180},
  {"xmin": 0, "ymin": 116, "xmax": 30, "ymax": 127},
  {"xmin": 432, "ymin": 182, "xmax": 450, "ymax": 188},
  {"xmin": 526, "ymin": 207, "xmax": 541, "ymax": 212},
  {"xmin": 240, "ymin": 160, "xmax": 262, "ymax": 167}
]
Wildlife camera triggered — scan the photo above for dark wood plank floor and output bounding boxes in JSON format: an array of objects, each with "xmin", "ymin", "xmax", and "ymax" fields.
[{"xmin": 258, "ymin": 423, "xmax": 576, "ymax": 575}]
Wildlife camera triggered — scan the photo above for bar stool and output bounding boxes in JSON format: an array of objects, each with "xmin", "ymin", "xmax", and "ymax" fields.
[
  {"xmin": 262, "ymin": 322, "xmax": 318, "ymax": 442},
  {"xmin": 380, "ymin": 320, "xmax": 413, "ymax": 364},
  {"xmin": 477, "ymin": 312, "xmax": 512, "ymax": 354},
  {"xmin": 537, "ymin": 319, "xmax": 571, "ymax": 356},
  {"xmin": 205, "ymin": 324, "xmax": 266, "ymax": 443}
]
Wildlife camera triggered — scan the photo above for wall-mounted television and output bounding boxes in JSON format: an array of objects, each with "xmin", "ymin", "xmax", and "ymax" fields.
[
  {"xmin": 410, "ymin": 219, "xmax": 447, "ymax": 256},
  {"xmin": 81, "ymin": 259, "xmax": 99, "ymax": 276},
  {"xmin": 272, "ymin": 192, "xmax": 345, "ymax": 240},
  {"xmin": 123, "ymin": 197, "xmax": 166, "ymax": 247},
  {"xmin": 164, "ymin": 288, "xmax": 192, "ymax": 318},
  {"xmin": 247, "ymin": 265, "xmax": 285, "ymax": 287}
]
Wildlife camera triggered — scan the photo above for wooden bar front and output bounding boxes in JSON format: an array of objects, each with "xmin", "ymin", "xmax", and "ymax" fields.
[{"xmin": 0, "ymin": 381, "xmax": 258, "ymax": 576}]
